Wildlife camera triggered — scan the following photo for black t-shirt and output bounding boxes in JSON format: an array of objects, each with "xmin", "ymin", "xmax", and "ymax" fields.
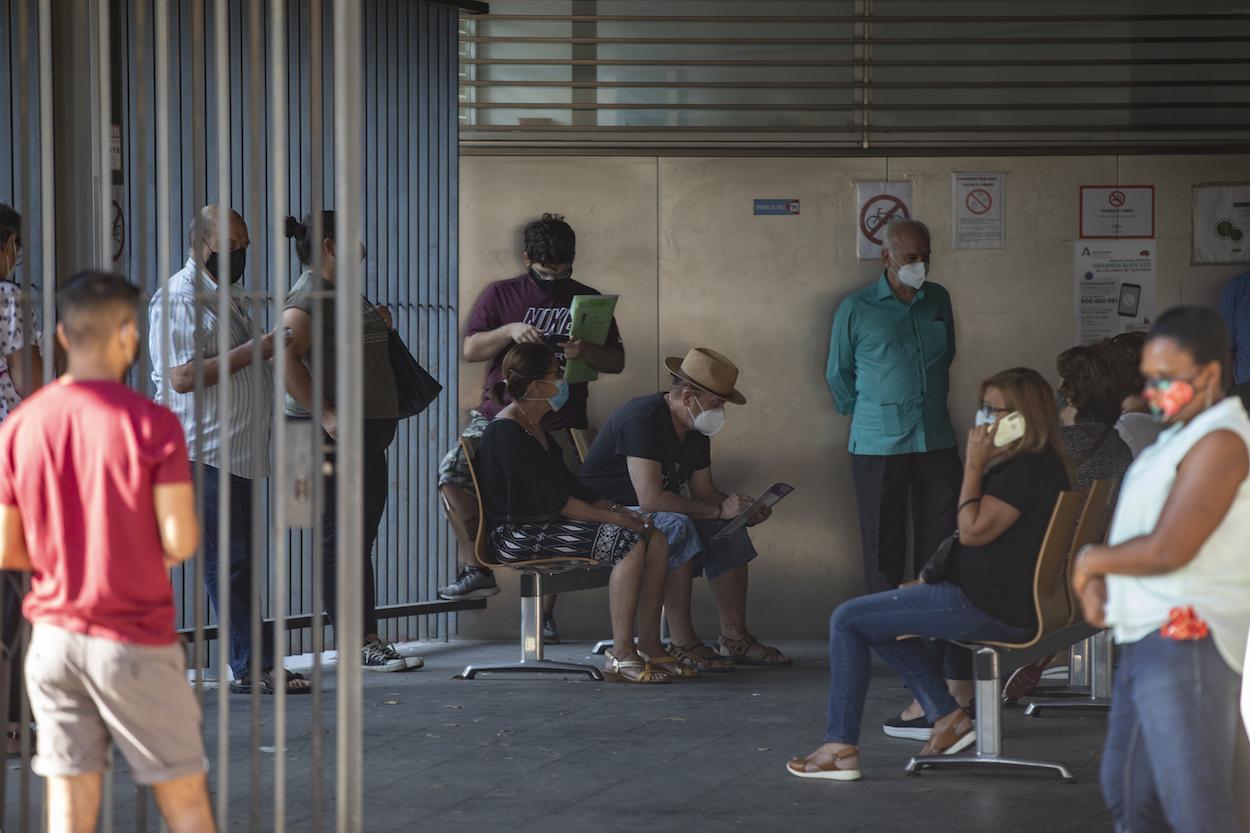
[
  {"xmin": 475, "ymin": 419, "xmax": 600, "ymax": 524},
  {"xmin": 946, "ymin": 449, "xmax": 1070, "ymax": 630},
  {"xmin": 578, "ymin": 392, "xmax": 712, "ymax": 505}
]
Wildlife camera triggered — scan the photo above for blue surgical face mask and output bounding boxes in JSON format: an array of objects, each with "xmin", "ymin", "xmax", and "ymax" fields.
[
  {"xmin": 548, "ymin": 378, "xmax": 570, "ymax": 411},
  {"xmin": 527, "ymin": 377, "xmax": 570, "ymax": 411}
]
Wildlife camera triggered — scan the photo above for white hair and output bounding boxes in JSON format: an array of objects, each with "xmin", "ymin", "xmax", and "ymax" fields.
[{"xmin": 883, "ymin": 218, "xmax": 931, "ymax": 253}]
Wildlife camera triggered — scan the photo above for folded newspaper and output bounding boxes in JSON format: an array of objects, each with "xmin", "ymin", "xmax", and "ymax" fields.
[{"xmin": 564, "ymin": 294, "xmax": 618, "ymax": 384}]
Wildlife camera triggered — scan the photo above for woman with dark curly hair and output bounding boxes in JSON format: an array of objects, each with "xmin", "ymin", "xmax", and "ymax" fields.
[
  {"xmin": 1107, "ymin": 331, "xmax": 1165, "ymax": 457},
  {"xmin": 1003, "ymin": 344, "xmax": 1136, "ymax": 701},
  {"xmin": 1056, "ymin": 343, "xmax": 1134, "ymax": 498}
]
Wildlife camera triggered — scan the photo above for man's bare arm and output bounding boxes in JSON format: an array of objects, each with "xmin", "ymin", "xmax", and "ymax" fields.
[
  {"xmin": 154, "ymin": 483, "xmax": 199, "ymax": 567},
  {"xmin": 627, "ymin": 457, "xmax": 724, "ymax": 520},
  {"xmin": 168, "ymin": 333, "xmax": 274, "ymax": 394},
  {"xmin": 0, "ymin": 505, "xmax": 32, "ymax": 571}
]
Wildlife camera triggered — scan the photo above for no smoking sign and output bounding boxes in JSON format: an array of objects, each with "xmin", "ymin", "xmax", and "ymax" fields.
[
  {"xmin": 965, "ymin": 189, "xmax": 993, "ymax": 215},
  {"xmin": 952, "ymin": 172, "xmax": 1006, "ymax": 249},
  {"xmin": 1080, "ymin": 185, "xmax": 1155, "ymax": 239}
]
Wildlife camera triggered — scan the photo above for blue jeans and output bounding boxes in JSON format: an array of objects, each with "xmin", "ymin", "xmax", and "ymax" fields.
[
  {"xmin": 632, "ymin": 509, "xmax": 758, "ymax": 580},
  {"xmin": 825, "ymin": 581, "xmax": 1031, "ymax": 744},
  {"xmin": 1101, "ymin": 632, "xmax": 1250, "ymax": 833},
  {"xmin": 200, "ymin": 466, "xmax": 273, "ymax": 680}
]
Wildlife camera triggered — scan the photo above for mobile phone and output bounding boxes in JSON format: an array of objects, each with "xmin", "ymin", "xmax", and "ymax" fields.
[
  {"xmin": 709, "ymin": 483, "xmax": 795, "ymax": 543},
  {"xmin": 993, "ymin": 412, "xmax": 1026, "ymax": 448},
  {"xmin": 1117, "ymin": 283, "xmax": 1142, "ymax": 318}
]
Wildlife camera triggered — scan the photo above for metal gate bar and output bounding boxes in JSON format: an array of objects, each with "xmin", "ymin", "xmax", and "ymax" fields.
[{"xmin": 0, "ymin": 2, "xmax": 468, "ymax": 828}]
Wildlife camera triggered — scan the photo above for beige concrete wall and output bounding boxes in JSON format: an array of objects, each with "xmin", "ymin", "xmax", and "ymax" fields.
[{"xmin": 456, "ymin": 153, "xmax": 1250, "ymax": 640}]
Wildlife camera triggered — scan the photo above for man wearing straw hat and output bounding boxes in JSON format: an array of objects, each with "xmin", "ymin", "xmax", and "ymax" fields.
[{"xmin": 580, "ymin": 347, "xmax": 791, "ymax": 672}]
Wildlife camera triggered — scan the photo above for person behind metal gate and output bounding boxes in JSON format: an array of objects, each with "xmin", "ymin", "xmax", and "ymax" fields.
[
  {"xmin": 0, "ymin": 204, "xmax": 44, "ymax": 756},
  {"xmin": 437, "ymin": 213, "xmax": 625, "ymax": 646},
  {"xmin": 282, "ymin": 211, "xmax": 419, "ymax": 673},
  {"xmin": 149, "ymin": 205, "xmax": 309, "ymax": 696},
  {"xmin": 0, "ymin": 272, "xmax": 216, "ymax": 833},
  {"xmin": 473, "ymin": 342, "xmax": 681, "ymax": 683},
  {"xmin": 1073, "ymin": 307, "xmax": 1250, "ymax": 833},
  {"xmin": 578, "ymin": 347, "xmax": 790, "ymax": 672}
]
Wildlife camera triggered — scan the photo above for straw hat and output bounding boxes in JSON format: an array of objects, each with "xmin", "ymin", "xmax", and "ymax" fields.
[{"xmin": 664, "ymin": 347, "xmax": 746, "ymax": 405}]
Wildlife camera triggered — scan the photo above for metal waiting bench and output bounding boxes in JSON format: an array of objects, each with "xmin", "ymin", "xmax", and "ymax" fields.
[{"xmin": 905, "ymin": 479, "xmax": 1113, "ymax": 782}]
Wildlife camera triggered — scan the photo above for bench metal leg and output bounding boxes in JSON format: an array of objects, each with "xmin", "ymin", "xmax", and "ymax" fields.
[
  {"xmin": 907, "ymin": 648, "xmax": 1075, "ymax": 781},
  {"xmin": 459, "ymin": 577, "xmax": 604, "ymax": 681},
  {"xmin": 1025, "ymin": 631, "xmax": 1113, "ymax": 716}
]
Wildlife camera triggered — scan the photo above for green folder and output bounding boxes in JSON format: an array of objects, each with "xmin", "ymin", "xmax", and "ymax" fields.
[{"xmin": 564, "ymin": 294, "xmax": 618, "ymax": 384}]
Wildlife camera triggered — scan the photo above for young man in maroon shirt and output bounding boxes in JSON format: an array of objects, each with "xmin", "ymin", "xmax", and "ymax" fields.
[
  {"xmin": 0, "ymin": 272, "xmax": 214, "ymax": 833},
  {"xmin": 438, "ymin": 214, "xmax": 624, "ymax": 641}
]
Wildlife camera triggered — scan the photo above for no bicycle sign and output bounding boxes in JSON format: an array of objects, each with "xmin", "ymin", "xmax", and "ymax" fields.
[{"xmin": 856, "ymin": 181, "xmax": 913, "ymax": 259}]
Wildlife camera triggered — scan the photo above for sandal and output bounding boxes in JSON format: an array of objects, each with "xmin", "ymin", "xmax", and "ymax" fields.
[
  {"xmin": 666, "ymin": 641, "xmax": 735, "ymax": 673},
  {"xmin": 717, "ymin": 635, "xmax": 792, "ymax": 667},
  {"xmin": 602, "ymin": 651, "xmax": 671, "ymax": 684},
  {"xmin": 637, "ymin": 649, "xmax": 700, "ymax": 680},
  {"xmin": 786, "ymin": 746, "xmax": 862, "ymax": 782},
  {"xmin": 229, "ymin": 668, "xmax": 313, "ymax": 695}
]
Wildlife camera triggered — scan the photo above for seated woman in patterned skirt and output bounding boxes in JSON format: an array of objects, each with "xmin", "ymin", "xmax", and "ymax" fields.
[{"xmin": 474, "ymin": 342, "xmax": 693, "ymax": 683}]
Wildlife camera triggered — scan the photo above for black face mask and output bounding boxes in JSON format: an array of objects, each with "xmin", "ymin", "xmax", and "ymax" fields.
[{"xmin": 205, "ymin": 248, "xmax": 247, "ymax": 284}]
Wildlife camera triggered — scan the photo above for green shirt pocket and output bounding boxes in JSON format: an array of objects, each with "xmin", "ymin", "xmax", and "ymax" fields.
[{"xmin": 920, "ymin": 319, "xmax": 948, "ymax": 367}]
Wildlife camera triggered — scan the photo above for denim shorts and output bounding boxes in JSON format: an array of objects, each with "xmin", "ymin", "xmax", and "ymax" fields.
[{"xmin": 631, "ymin": 509, "xmax": 759, "ymax": 580}]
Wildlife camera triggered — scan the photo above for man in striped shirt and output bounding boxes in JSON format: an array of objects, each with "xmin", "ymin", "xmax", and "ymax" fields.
[{"xmin": 149, "ymin": 206, "xmax": 306, "ymax": 696}]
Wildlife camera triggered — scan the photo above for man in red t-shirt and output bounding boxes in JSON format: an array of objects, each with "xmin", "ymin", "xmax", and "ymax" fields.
[{"xmin": 0, "ymin": 272, "xmax": 214, "ymax": 833}]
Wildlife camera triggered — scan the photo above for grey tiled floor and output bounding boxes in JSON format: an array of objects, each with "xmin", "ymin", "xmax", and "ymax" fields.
[{"xmin": 5, "ymin": 640, "xmax": 1113, "ymax": 832}]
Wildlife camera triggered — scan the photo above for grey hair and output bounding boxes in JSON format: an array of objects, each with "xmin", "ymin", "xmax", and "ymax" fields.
[{"xmin": 882, "ymin": 218, "xmax": 931, "ymax": 253}]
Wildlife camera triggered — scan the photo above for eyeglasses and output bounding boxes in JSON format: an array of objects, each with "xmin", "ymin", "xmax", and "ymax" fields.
[{"xmin": 978, "ymin": 403, "xmax": 1012, "ymax": 418}]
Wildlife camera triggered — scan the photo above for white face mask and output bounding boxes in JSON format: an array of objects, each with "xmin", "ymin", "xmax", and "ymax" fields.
[
  {"xmin": 896, "ymin": 261, "xmax": 927, "ymax": 290},
  {"xmin": 688, "ymin": 397, "xmax": 726, "ymax": 437},
  {"xmin": 974, "ymin": 408, "xmax": 998, "ymax": 428}
]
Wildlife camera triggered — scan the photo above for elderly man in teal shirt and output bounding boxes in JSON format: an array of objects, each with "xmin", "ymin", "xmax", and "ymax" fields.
[{"xmin": 826, "ymin": 219, "xmax": 961, "ymax": 594}]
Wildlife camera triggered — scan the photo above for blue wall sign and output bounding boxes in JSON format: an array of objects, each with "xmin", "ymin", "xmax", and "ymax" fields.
[{"xmin": 754, "ymin": 199, "xmax": 800, "ymax": 216}]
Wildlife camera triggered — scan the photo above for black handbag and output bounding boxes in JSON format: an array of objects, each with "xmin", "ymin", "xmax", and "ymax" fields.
[
  {"xmin": 919, "ymin": 533, "xmax": 957, "ymax": 585},
  {"xmin": 387, "ymin": 329, "xmax": 442, "ymax": 419}
]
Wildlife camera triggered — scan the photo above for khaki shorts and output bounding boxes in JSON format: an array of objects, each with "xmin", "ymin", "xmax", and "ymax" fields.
[{"xmin": 25, "ymin": 625, "xmax": 207, "ymax": 785}]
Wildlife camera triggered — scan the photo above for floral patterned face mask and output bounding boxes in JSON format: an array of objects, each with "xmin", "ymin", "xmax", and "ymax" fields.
[{"xmin": 1143, "ymin": 376, "xmax": 1199, "ymax": 423}]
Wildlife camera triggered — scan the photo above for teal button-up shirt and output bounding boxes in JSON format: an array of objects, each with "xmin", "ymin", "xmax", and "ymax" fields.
[{"xmin": 826, "ymin": 273, "xmax": 957, "ymax": 456}]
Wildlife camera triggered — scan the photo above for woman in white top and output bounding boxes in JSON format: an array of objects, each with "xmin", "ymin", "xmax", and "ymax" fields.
[{"xmin": 1073, "ymin": 307, "xmax": 1250, "ymax": 833}]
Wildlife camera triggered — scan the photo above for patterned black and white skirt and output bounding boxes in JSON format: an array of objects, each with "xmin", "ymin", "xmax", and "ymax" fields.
[{"xmin": 488, "ymin": 519, "xmax": 642, "ymax": 567}]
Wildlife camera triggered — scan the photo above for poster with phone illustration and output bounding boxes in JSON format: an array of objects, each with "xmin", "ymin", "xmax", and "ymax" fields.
[{"xmin": 1074, "ymin": 241, "xmax": 1157, "ymax": 345}]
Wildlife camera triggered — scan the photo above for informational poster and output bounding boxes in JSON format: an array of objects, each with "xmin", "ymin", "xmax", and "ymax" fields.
[
  {"xmin": 951, "ymin": 172, "xmax": 1005, "ymax": 249},
  {"xmin": 856, "ymin": 181, "xmax": 913, "ymax": 260},
  {"xmin": 1192, "ymin": 183, "xmax": 1250, "ymax": 264},
  {"xmin": 1080, "ymin": 185, "xmax": 1155, "ymax": 239},
  {"xmin": 1074, "ymin": 241, "xmax": 1157, "ymax": 345}
]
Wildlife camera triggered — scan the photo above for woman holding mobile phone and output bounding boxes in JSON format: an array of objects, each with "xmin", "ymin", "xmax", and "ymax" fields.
[{"xmin": 787, "ymin": 368, "xmax": 1072, "ymax": 782}]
